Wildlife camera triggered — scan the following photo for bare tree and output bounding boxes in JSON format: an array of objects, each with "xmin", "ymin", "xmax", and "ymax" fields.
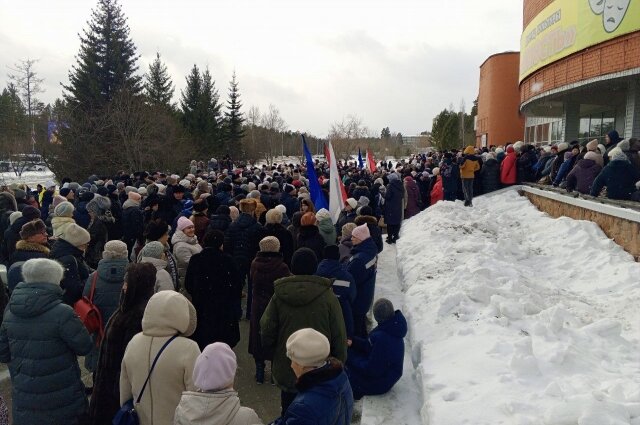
[
  {"xmin": 8, "ymin": 59, "xmax": 44, "ymax": 120},
  {"xmin": 328, "ymin": 114, "xmax": 371, "ymax": 161},
  {"xmin": 260, "ymin": 104, "xmax": 287, "ymax": 165},
  {"xmin": 246, "ymin": 105, "xmax": 261, "ymax": 161}
]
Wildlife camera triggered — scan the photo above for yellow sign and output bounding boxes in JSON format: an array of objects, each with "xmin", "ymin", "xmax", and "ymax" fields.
[{"xmin": 520, "ymin": 0, "xmax": 640, "ymax": 82}]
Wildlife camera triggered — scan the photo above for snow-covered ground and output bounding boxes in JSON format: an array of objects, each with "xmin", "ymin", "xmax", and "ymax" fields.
[
  {"xmin": 381, "ymin": 189, "xmax": 640, "ymax": 424},
  {"xmin": 0, "ymin": 169, "xmax": 55, "ymax": 188}
]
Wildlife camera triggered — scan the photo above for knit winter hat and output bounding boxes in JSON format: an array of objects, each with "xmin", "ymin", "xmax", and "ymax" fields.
[
  {"xmin": 275, "ymin": 204, "xmax": 287, "ymax": 215},
  {"xmin": 341, "ymin": 222, "xmax": 357, "ymax": 238},
  {"xmin": 286, "ymin": 328, "xmax": 330, "ymax": 368},
  {"xmin": 103, "ymin": 240, "xmax": 128, "ymax": 260},
  {"xmin": 586, "ymin": 139, "xmax": 599, "ymax": 151},
  {"xmin": 291, "ymin": 248, "xmax": 318, "ymax": 275},
  {"xmin": 193, "ymin": 342, "xmax": 237, "ymax": 391},
  {"xmin": 193, "ymin": 201, "xmax": 208, "ymax": 213},
  {"xmin": 9, "ymin": 211, "xmax": 22, "ymax": 226},
  {"xmin": 323, "ymin": 244, "xmax": 340, "ymax": 261},
  {"xmin": 432, "ymin": 167, "xmax": 440, "ymax": 176},
  {"xmin": 229, "ymin": 206, "xmax": 239, "ymax": 221},
  {"xmin": 373, "ymin": 298, "xmax": 395, "ymax": 323},
  {"xmin": 22, "ymin": 205, "xmax": 41, "ymax": 221},
  {"xmin": 618, "ymin": 139, "xmax": 630, "ymax": 152},
  {"xmin": 137, "ymin": 187, "xmax": 147, "ymax": 197},
  {"xmin": 22, "ymin": 258, "xmax": 64, "ymax": 285},
  {"xmin": 351, "ymin": 223, "xmax": 370, "ymax": 241},
  {"xmin": 315, "ymin": 208, "xmax": 331, "ymax": 221},
  {"xmin": 128, "ymin": 191, "xmax": 141, "ymax": 202},
  {"xmin": 61, "ymin": 223, "xmax": 90, "ymax": 247},
  {"xmin": 141, "ymin": 241, "xmax": 165, "ymax": 259},
  {"xmin": 609, "ymin": 147, "xmax": 628, "ymax": 162},
  {"xmin": 265, "ymin": 208, "xmax": 283, "ymax": 224},
  {"xmin": 300, "ymin": 212, "xmax": 317, "ymax": 226},
  {"xmin": 387, "ymin": 173, "xmax": 400, "ymax": 182},
  {"xmin": 177, "ymin": 216, "xmax": 194, "ymax": 231},
  {"xmin": 247, "ymin": 190, "xmax": 261, "ymax": 199},
  {"xmin": 557, "ymin": 142, "xmax": 569, "ymax": 152},
  {"xmin": 52, "ymin": 195, "xmax": 67, "ymax": 209},
  {"xmin": 259, "ymin": 236, "xmax": 280, "ymax": 253},
  {"xmin": 598, "ymin": 144, "xmax": 607, "ymax": 155},
  {"xmin": 86, "ymin": 196, "xmax": 111, "ymax": 215},
  {"xmin": 584, "ymin": 151, "xmax": 601, "ymax": 163},
  {"xmin": 346, "ymin": 198, "xmax": 357, "ymax": 209},
  {"xmin": 20, "ymin": 219, "xmax": 46, "ymax": 240}
]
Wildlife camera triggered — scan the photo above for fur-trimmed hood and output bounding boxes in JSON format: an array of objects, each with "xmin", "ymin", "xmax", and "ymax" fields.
[
  {"xmin": 354, "ymin": 215, "xmax": 377, "ymax": 226},
  {"xmin": 14, "ymin": 240, "xmax": 50, "ymax": 256}
]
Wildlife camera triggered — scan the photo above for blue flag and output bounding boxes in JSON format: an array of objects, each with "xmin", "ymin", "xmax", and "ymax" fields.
[
  {"xmin": 358, "ymin": 148, "xmax": 364, "ymax": 169},
  {"xmin": 302, "ymin": 135, "xmax": 328, "ymax": 210}
]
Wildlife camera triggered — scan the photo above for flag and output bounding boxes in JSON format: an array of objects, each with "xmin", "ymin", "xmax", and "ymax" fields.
[
  {"xmin": 327, "ymin": 141, "xmax": 347, "ymax": 224},
  {"xmin": 357, "ymin": 148, "xmax": 364, "ymax": 169},
  {"xmin": 302, "ymin": 135, "xmax": 328, "ymax": 210},
  {"xmin": 366, "ymin": 148, "xmax": 377, "ymax": 172}
]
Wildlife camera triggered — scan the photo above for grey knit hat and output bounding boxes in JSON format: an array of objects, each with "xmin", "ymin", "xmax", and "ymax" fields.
[
  {"xmin": 86, "ymin": 196, "xmax": 111, "ymax": 215},
  {"xmin": 373, "ymin": 298, "xmax": 395, "ymax": 323},
  {"xmin": 141, "ymin": 241, "xmax": 165, "ymax": 259},
  {"xmin": 54, "ymin": 201, "xmax": 75, "ymax": 218},
  {"xmin": 102, "ymin": 240, "xmax": 128, "ymax": 260},
  {"xmin": 259, "ymin": 236, "xmax": 280, "ymax": 253}
]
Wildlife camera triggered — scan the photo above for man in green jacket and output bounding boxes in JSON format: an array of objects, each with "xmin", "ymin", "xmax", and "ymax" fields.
[{"xmin": 261, "ymin": 247, "xmax": 347, "ymax": 416}]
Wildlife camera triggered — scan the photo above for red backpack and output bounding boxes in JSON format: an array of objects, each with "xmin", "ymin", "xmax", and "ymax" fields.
[{"xmin": 73, "ymin": 272, "xmax": 104, "ymax": 346}]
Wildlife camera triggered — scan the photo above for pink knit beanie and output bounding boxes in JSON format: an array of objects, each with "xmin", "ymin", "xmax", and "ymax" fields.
[
  {"xmin": 177, "ymin": 216, "xmax": 193, "ymax": 231},
  {"xmin": 351, "ymin": 223, "xmax": 370, "ymax": 241}
]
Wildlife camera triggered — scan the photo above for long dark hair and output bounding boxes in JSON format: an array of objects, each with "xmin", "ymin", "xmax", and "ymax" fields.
[{"xmin": 120, "ymin": 263, "xmax": 156, "ymax": 313}]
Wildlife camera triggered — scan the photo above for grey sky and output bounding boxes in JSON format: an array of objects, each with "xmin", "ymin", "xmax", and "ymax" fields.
[{"xmin": 0, "ymin": 0, "xmax": 523, "ymax": 137}]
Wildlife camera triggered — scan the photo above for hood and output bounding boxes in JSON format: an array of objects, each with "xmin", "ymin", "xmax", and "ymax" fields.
[
  {"xmin": 316, "ymin": 259, "xmax": 345, "ymax": 278},
  {"xmin": 142, "ymin": 290, "xmax": 197, "ymax": 337},
  {"xmin": 9, "ymin": 282, "xmax": 63, "ymax": 318},
  {"xmin": 317, "ymin": 218, "xmax": 334, "ymax": 233},
  {"xmin": 354, "ymin": 215, "xmax": 376, "ymax": 226},
  {"xmin": 172, "ymin": 229, "xmax": 198, "ymax": 246},
  {"xmin": 51, "ymin": 216, "xmax": 75, "ymax": 226},
  {"xmin": 352, "ymin": 237, "xmax": 378, "ymax": 257},
  {"xmin": 376, "ymin": 310, "xmax": 408, "ymax": 338},
  {"xmin": 388, "ymin": 179, "xmax": 403, "ymax": 193},
  {"xmin": 578, "ymin": 158, "xmax": 597, "ymax": 169},
  {"xmin": 140, "ymin": 256, "xmax": 168, "ymax": 271},
  {"xmin": 463, "ymin": 146, "xmax": 475, "ymax": 155},
  {"xmin": 235, "ymin": 213, "xmax": 257, "ymax": 229},
  {"xmin": 15, "ymin": 240, "xmax": 50, "ymax": 256},
  {"xmin": 274, "ymin": 275, "xmax": 332, "ymax": 307},
  {"xmin": 175, "ymin": 391, "xmax": 241, "ymax": 424},
  {"xmin": 97, "ymin": 258, "xmax": 128, "ymax": 283},
  {"xmin": 0, "ymin": 192, "xmax": 17, "ymax": 212},
  {"xmin": 122, "ymin": 199, "xmax": 140, "ymax": 209}
]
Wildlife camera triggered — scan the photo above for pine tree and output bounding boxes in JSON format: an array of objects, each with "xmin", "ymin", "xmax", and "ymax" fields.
[
  {"xmin": 224, "ymin": 71, "xmax": 245, "ymax": 157},
  {"xmin": 145, "ymin": 52, "xmax": 174, "ymax": 109},
  {"xmin": 199, "ymin": 67, "xmax": 223, "ymax": 156},
  {"xmin": 180, "ymin": 64, "xmax": 203, "ymax": 139},
  {"xmin": 64, "ymin": 0, "xmax": 141, "ymax": 108}
]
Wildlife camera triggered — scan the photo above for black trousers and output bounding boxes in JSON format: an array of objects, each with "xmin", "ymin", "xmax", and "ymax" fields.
[
  {"xmin": 387, "ymin": 224, "xmax": 400, "ymax": 241},
  {"xmin": 461, "ymin": 178, "xmax": 474, "ymax": 206}
]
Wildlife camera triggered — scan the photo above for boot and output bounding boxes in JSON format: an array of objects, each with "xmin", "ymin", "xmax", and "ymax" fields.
[{"xmin": 255, "ymin": 360, "xmax": 265, "ymax": 384}]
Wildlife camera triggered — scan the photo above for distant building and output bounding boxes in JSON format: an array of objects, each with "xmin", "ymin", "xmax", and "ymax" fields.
[
  {"xmin": 520, "ymin": 0, "xmax": 640, "ymax": 145},
  {"xmin": 401, "ymin": 135, "xmax": 432, "ymax": 148},
  {"xmin": 476, "ymin": 52, "xmax": 526, "ymax": 148}
]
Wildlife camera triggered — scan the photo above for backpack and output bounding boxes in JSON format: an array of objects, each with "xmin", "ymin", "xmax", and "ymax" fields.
[{"xmin": 73, "ymin": 272, "xmax": 104, "ymax": 345}]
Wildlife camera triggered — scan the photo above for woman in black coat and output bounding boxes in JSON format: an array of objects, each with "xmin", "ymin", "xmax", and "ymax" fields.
[
  {"xmin": 185, "ymin": 229, "xmax": 243, "ymax": 350},
  {"xmin": 297, "ymin": 212, "xmax": 326, "ymax": 261},
  {"xmin": 383, "ymin": 174, "xmax": 404, "ymax": 244},
  {"xmin": 88, "ymin": 263, "xmax": 156, "ymax": 425},
  {"xmin": 480, "ymin": 155, "xmax": 501, "ymax": 194},
  {"xmin": 263, "ymin": 209, "xmax": 294, "ymax": 267}
]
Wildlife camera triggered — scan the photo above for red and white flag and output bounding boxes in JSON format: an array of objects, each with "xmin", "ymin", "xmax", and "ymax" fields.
[
  {"xmin": 366, "ymin": 148, "xmax": 377, "ymax": 172},
  {"xmin": 326, "ymin": 141, "xmax": 347, "ymax": 224}
]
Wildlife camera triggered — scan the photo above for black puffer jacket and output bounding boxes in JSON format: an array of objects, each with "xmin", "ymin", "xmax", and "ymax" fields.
[
  {"xmin": 264, "ymin": 222, "xmax": 294, "ymax": 267},
  {"xmin": 297, "ymin": 225, "xmax": 326, "ymax": 261},
  {"xmin": 208, "ymin": 213, "xmax": 232, "ymax": 234},
  {"xmin": 49, "ymin": 239, "xmax": 91, "ymax": 305},
  {"xmin": 223, "ymin": 213, "xmax": 265, "ymax": 273},
  {"xmin": 480, "ymin": 158, "xmax": 501, "ymax": 194},
  {"xmin": 121, "ymin": 202, "xmax": 144, "ymax": 248}
]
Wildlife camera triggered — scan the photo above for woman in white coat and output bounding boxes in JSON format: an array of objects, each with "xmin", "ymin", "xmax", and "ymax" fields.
[{"xmin": 171, "ymin": 216, "xmax": 202, "ymax": 289}]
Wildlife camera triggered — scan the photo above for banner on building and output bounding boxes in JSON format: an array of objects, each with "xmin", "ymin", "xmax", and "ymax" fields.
[{"xmin": 520, "ymin": 0, "xmax": 640, "ymax": 82}]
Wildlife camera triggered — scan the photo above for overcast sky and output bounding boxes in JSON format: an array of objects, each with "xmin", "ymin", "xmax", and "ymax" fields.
[{"xmin": 0, "ymin": 0, "xmax": 523, "ymax": 137}]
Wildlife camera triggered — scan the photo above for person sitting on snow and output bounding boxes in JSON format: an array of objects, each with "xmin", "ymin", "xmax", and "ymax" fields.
[{"xmin": 345, "ymin": 298, "xmax": 407, "ymax": 400}]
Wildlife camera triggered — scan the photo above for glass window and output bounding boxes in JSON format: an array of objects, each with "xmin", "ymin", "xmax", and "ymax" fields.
[
  {"xmin": 589, "ymin": 116, "xmax": 602, "ymax": 137},
  {"xmin": 602, "ymin": 117, "xmax": 615, "ymax": 136},
  {"xmin": 579, "ymin": 117, "xmax": 590, "ymax": 139}
]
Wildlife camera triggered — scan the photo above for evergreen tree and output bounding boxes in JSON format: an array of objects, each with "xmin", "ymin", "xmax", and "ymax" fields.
[
  {"xmin": 200, "ymin": 67, "xmax": 222, "ymax": 151},
  {"xmin": 224, "ymin": 71, "xmax": 245, "ymax": 156},
  {"xmin": 180, "ymin": 64, "xmax": 203, "ymax": 138},
  {"xmin": 145, "ymin": 52, "xmax": 174, "ymax": 109},
  {"xmin": 64, "ymin": 0, "xmax": 142, "ymax": 108}
]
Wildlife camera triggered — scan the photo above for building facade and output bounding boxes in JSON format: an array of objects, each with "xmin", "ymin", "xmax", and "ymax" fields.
[
  {"xmin": 520, "ymin": 0, "xmax": 640, "ymax": 146},
  {"xmin": 476, "ymin": 52, "xmax": 526, "ymax": 148}
]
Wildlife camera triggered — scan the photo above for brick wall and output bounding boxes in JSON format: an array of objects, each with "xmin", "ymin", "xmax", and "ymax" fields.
[
  {"xmin": 523, "ymin": 0, "xmax": 554, "ymax": 28},
  {"xmin": 520, "ymin": 32, "xmax": 640, "ymax": 105}
]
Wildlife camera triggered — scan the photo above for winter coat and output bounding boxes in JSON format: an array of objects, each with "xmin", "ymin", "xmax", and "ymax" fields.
[
  {"xmin": 550, "ymin": 149, "xmax": 568, "ymax": 181},
  {"xmin": 335, "ymin": 210, "xmax": 357, "ymax": 237},
  {"xmin": 534, "ymin": 154, "xmax": 554, "ymax": 179},
  {"xmin": 338, "ymin": 235, "xmax": 353, "ymax": 264},
  {"xmin": 140, "ymin": 256, "xmax": 175, "ymax": 292},
  {"xmin": 383, "ymin": 179, "xmax": 404, "ymax": 226},
  {"xmin": 430, "ymin": 176, "xmax": 444, "ymax": 205},
  {"xmin": 120, "ymin": 291, "xmax": 201, "ymax": 425},
  {"xmin": 346, "ymin": 238, "xmax": 378, "ymax": 317},
  {"xmin": 3, "ymin": 216, "xmax": 30, "ymax": 260},
  {"xmin": 316, "ymin": 259, "xmax": 356, "ymax": 338},
  {"xmin": 51, "ymin": 216, "xmax": 76, "ymax": 241},
  {"xmin": 191, "ymin": 213, "xmax": 209, "ymax": 244},
  {"xmin": 440, "ymin": 159, "xmax": 461, "ymax": 194},
  {"xmin": 542, "ymin": 154, "xmax": 557, "ymax": 178},
  {"xmin": 208, "ymin": 213, "xmax": 232, "ymax": 234},
  {"xmin": 7, "ymin": 241, "xmax": 50, "ymax": 291},
  {"xmin": 403, "ymin": 178, "xmax": 421, "ymax": 219},
  {"xmin": 280, "ymin": 192, "xmax": 299, "ymax": 219},
  {"xmin": 317, "ymin": 217, "xmax": 337, "ymax": 246},
  {"xmin": 516, "ymin": 150, "xmax": 537, "ymax": 183},
  {"xmin": 346, "ymin": 310, "xmax": 407, "ymax": 399},
  {"xmin": 82, "ymin": 258, "xmax": 128, "ymax": 372},
  {"xmin": 185, "ymin": 247, "xmax": 243, "ymax": 350},
  {"xmin": 297, "ymin": 225, "xmax": 326, "ymax": 261},
  {"xmin": 40, "ymin": 190, "xmax": 54, "ymax": 221},
  {"xmin": 480, "ymin": 158, "xmax": 500, "ymax": 194},
  {"xmin": 49, "ymin": 238, "xmax": 91, "ymax": 305},
  {"xmin": 224, "ymin": 213, "xmax": 266, "ymax": 274},
  {"xmin": 174, "ymin": 390, "xmax": 262, "ymax": 425},
  {"xmin": 500, "ymin": 152, "xmax": 517, "ymax": 185},
  {"xmin": 590, "ymin": 159, "xmax": 640, "ymax": 200},
  {"xmin": 171, "ymin": 229, "xmax": 203, "ymax": 284},
  {"xmin": 0, "ymin": 281, "xmax": 92, "ymax": 425},
  {"xmin": 459, "ymin": 156, "xmax": 480, "ymax": 179},
  {"xmin": 86, "ymin": 216, "xmax": 112, "ymax": 269},
  {"xmin": 273, "ymin": 359, "xmax": 353, "ymax": 425},
  {"xmin": 553, "ymin": 154, "xmax": 576, "ymax": 186},
  {"xmin": 566, "ymin": 158, "xmax": 602, "ymax": 194},
  {"xmin": 121, "ymin": 201, "xmax": 144, "ymax": 247},
  {"xmin": 263, "ymin": 222, "xmax": 294, "ymax": 266},
  {"xmin": 249, "ymin": 252, "xmax": 291, "ymax": 360},
  {"xmin": 354, "ymin": 215, "xmax": 383, "ymax": 254},
  {"xmin": 74, "ymin": 201, "xmax": 91, "ymax": 229},
  {"xmin": 260, "ymin": 275, "xmax": 347, "ymax": 393},
  {"xmin": 88, "ymin": 282, "xmax": 153, "ymax": 425}
]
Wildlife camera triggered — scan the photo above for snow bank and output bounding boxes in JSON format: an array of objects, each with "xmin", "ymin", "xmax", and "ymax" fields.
[
  {"xmin": 396, "ymin": 190, "xmax": 640, "ymax": 425},
  {"xmin": 0, "ymin": 170, "xmax": 55, "ymax": 187}
]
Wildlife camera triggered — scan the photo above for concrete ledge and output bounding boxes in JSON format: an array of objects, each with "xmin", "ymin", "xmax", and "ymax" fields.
[{"xmin": 517, "ymin": 185, "xmax": 640, "ymax": 260}]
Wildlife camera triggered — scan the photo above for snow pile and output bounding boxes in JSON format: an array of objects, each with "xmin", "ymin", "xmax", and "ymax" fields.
[
  {"xmin": 0, "ymin": 169, "xmax": 55, "ymax": 187},
  {"xmin": 396, "ymin": 190, "xmax": 640, "ymax": 425}
]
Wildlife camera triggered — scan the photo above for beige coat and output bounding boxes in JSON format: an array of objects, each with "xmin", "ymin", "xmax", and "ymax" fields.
[
  {"xmin": 120, "ymin": 291, "xmax": 201, "ymax": 425},
  {"xmin": 174, "ymin": 390, "xmax": 262, "ymax": 425},
  {"xmin": 171, "ymin": 230, "xmax": 202, "ymax": 283},
  {"xmin": 140, "ymin": 256, "xmax": 175, "ymax": 292},
  {"xmin": 51, "ymin": 216, "xmax": 76, "ymax": 240}
]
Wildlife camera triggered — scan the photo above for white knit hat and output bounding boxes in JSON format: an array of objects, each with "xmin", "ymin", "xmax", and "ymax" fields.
[
  {"xmin": 61, "ymin": 223, "xmax": 90, "ymax": 247},
  {"xmin": 286, "ymin": 328, "xmax": 330, "ymax": 367},
  {"xmin": 102, "ymin": 240, "xmax": 128, "ymax": 260},
  {"xmin": 22, "ymin": 258, "xmax": 64, "ymax": 285}
]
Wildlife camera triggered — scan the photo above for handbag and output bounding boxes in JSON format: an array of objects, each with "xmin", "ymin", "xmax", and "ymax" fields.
[
  {"xmin": 113, "ymin": 335, "xmax": 178, "ymax": 425},
  {"xmin": 73, "ymin": 272, "xmax": 104, "ymax": 345}
]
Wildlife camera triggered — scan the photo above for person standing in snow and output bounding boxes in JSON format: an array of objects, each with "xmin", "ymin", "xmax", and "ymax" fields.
[
  {"xmin": 500, "ymin": 145, "xmax": 517, "ymax": 187},
  {"xmin": 347, "ymin": 224, "xmax": 378, "ymax": 338},
  {"xmin": 383, "ymin": 173, "xmax": 404, "ymax": 244},
  {"xmin": 458, "ymin": 146, "xmax": 481, "ymax": 207},
  {"xmin": 316, "ymin": 245, "xmax": 356, "ymax": 339},
  {"xmin": 440, "ymin": 152, "xmax": 461, "ymax": 201},
  {"xmin": 346, "ymin": 298, "xmax": 407, "ymax": 400}
]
